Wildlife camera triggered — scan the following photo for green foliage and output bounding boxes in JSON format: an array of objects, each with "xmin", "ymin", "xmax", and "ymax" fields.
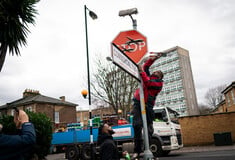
[
  {"xmin": 0, "ymin": 114, "xmax": 17, "ymax": 134},
  {"xmin": 27, "ymin": 111, "xmax": 53, "ymax": 159},
  {"xmin": 0, "ymin": 0, "xmax": 39, "ymax": 71},
  {"xmin": 0, "ymin": 111, "xmax": 53, "ymax": 160},
  {"xmin": 0, "ymin": 0, "xmax": 39, "ymax": 55}
]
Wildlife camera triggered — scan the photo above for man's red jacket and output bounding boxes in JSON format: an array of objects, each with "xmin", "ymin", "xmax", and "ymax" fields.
[{"xmin": 134, "ymin": 58, "xmax": 163, "ymax": 106}]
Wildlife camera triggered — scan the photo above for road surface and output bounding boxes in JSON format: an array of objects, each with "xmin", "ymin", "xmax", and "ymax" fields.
[{"xmin": 46, "ymin": 149, "xmax": 235, "ymax": 160}]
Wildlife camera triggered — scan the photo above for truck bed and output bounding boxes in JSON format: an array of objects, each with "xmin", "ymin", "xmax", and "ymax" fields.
[{"xmin": 52, "ymin": 124, "xmax": 134, "ymax": 145}]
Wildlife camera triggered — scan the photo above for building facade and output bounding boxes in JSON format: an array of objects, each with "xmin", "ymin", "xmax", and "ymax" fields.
[
  {"xmin": 152, "ymin": 46, "xmax": 199, "ymax": 116},
  {"xmin": 0, "ymin": 89, "xmax": 77, "ymax": 130},
  {"xmin": 214, "ymin": 81, "xmax": 235, "ymax": 113},
  {"xmin": 222, "ymin": 81, "xmax": 235, "ymax": 111},
  {"xmin": 76, "ymin": 107, "xmax": 115, "ymax": 126}
]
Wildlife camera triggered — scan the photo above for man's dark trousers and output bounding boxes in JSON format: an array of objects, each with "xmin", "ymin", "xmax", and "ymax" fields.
[{"xmin": 132, "ymin": 99, "xmax": 154, "ymax": 154}]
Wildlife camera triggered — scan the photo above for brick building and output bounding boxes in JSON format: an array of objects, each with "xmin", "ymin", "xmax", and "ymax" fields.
[
  {"xmin": 0, "ymin": 89, "xmax": 77, "ymax": 130},
  {"xmin": 76, "ymin": 107, "xmax": 115, "ymax": 126},
  {"xmin": 214, "ymin": 81, "xmax": 235, "ymax": 113},
  {"xmin": 179, "ymin": 81, "xmax": 235, "ymax": 146}
]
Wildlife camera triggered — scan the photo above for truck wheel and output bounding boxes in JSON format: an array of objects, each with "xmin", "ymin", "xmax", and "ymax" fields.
[
  {"xmin": 81, "ymin": 144, "xmax": 96, "ymax": 160},
  {"xmin": 66, "ymin": 146, "xmax": 79, "ymax": 160},
  {"xmin": 150, "ymin": 139, "xmax": 164, "ymax": 157}
]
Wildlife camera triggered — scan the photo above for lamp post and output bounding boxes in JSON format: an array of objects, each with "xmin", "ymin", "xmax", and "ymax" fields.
[
  {"xmin": 119, "ymin": 8, "xmax": 154, "ymax": 160},
  {"xmin": 84, "ymin": 5, "xmax": 98, "ymax": 160}
]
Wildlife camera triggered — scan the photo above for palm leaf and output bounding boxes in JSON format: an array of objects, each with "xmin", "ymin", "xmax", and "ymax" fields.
[{"xmin": 0, "ymin": 0, "xmax": 39, "ymax": 71}]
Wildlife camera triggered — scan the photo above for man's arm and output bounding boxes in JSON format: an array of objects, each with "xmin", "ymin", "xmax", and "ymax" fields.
[
  {"xmin": 0, "ymin": 110, "xmax": 36, "ymax": 147},
  {"xmin": 138, "ymin": 53, "xmax": 163, "ymax": 86},
  {"xmin": 0, "ymin": 122, "xmax": 36, "ymax": 147},
  {"xmin": 141, "ymin": 53, "xmax": 163, "ymax": 76}
]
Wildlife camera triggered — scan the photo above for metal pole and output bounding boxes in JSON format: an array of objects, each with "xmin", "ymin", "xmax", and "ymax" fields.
[
  {"xmin": 130, "ymin": 15, "xmax": 137, "ymax": 30},
  {"xmin": 133, "ymin": 17, "xmax": 154, "ymax": 160},
  {"xmin": 84, "ymin": 5, "xmax": 94, "ymax": 160},
  {"xmin": 139, "ymin": 79, "xmax": 154, "ymax": 160}
]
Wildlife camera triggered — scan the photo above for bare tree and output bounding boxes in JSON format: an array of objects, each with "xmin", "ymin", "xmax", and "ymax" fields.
[
  {"xmin": 198, "ymin": 103, "xmax": 213, "ymax": 115},
  {"xmin": 90, "ymin": 57, "xmax": 138, "ymax": 118},
  {"xmin": 205, "ymin": 84, "xmax": 227, "ymax": 108}
]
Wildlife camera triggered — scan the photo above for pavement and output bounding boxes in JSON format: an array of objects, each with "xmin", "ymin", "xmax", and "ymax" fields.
[
  {"xmin": 46, "ymin": 144, "xmax": 235, "ymax": 160},
  {"xmin": 171, "ymin": 144, "xmax": 235, "ymax": 153},
  {"xmin": 128, "ymin": 144, "xmax": 235, "ymax": 160}
]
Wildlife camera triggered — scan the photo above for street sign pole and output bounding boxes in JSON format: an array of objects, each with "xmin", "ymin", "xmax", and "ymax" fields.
[
  {"xmin": 139, "ymin": 77, "xmax": 154, "ymax": 160},
  {"xmin": 131, "ymin": 19, "xmax": 154, "ymax": 160},
  {"xmin": 112, "ymin": 20, "xmax": 154, "ymax": 159}
]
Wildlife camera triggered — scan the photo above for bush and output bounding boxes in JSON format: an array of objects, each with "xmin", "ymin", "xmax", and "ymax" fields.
[
  {"xmin": 0, "ymin": 114, "xmax": 17, "ymax": 134},
  {"xmin": 0, "ymin": 111, "xmax": 53, "ymax": 160},
  {"xmin": 27, "ymin": 111, "xmax": 53, "ymax": 159}
]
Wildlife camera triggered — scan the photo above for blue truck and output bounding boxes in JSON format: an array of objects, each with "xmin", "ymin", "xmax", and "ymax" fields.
[
  {"xmin": 51, "ymin": 107, "xmax": 183, "ymax": 159},
  {"xmin": 52, "ymin": 124, "xmax": 134, "ymax": 159}
]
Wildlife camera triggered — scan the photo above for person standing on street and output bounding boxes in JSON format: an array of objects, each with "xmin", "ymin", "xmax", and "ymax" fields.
[
  {"xmin": 0, "ymin": 109, "xmax": 36, "ymax": 160},
  {"xmin": 97, "ymin": 123, "xmax": 119, "ymax": 160},
  {"xmin": 132, "ymin": 53, "xmax": 164, "ymax": 158}
]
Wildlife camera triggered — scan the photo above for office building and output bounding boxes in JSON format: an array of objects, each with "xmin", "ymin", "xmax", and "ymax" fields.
[{"xmin": 152, "ymin": 46, "xmax": 199, "ymax": 116}]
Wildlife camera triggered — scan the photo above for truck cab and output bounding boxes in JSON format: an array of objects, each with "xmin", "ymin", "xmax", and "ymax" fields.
[{"xmin": 150, "ymin": 106, "xmax": 183, "ymax": 156}]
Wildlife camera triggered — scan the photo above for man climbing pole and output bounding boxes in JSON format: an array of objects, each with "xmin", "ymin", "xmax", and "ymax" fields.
[{"xmin": 132, "ymin": 53, "xmax": 164, "ymax": 159}]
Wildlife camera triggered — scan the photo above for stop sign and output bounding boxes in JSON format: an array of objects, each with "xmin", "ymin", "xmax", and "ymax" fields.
[{"xmin": 112, "ymin": 30, "xmax": 148, "ymax": 64}]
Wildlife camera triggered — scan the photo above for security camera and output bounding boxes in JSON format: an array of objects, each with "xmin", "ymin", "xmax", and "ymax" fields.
[{"xmin": 119, "ymin": 8, "xmax": 138, "ymax": 17}]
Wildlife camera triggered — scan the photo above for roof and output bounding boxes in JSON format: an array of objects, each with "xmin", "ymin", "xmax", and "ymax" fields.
[
  {"xmin": 0, "ymin": 94, "xmax": 78, "ymax": 110},
  {"xmin": 222, "ymin": 81, "xmax": 235, "ymax": 94},
  {"xmin": 162, "ymin": 46, "xmax": 189, "ymax": 54}
]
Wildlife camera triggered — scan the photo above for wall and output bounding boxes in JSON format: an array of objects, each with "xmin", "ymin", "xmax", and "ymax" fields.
[
  {"xmin": 36, "ymin": 104, "xmax": 76, "ymax": 128},
  {"xmin": 76, "ymin": 110, "xmax": 89, "ymax": 125},
  {"xmin": 77, "ymin": 107, "xmax": 115, "ymax": 126},
  {"xmin": 58, "ymin": 105, "xmax": 76, "ymax": 124},
  {"xmin": 179, "ymin": 112, "xmax": 235, "ymax": 146},
  {"xmin": 36, "ymin": 103, "xmax": 54, "ymax": 122}
]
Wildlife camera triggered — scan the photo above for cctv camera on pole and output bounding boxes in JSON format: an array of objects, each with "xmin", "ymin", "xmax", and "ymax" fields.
[
  {"xmin": 119, "ymin": 7, "xmax": 154, "ymax": 160},
  {"xmin": 119, "ymin": 8, "xmax": 138, "ymax": 30}
]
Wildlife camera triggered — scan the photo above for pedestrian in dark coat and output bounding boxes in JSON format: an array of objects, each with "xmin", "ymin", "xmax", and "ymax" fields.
[
  {"xmin": 132, "ymin": 53, "xmax": 164, "ymax": 158},
  {"xmin": 97, "ymin": 123, "xmax": 119, "ymax": 160},
  {"xmin": 0, "ymin": 110, "xmax": 36, "ymax": 160}
]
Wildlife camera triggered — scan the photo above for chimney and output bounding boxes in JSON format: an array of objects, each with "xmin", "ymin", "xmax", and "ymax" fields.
[
  {"xmin": 60, "ymin": 96, "xmax": 65, "ymax": 101},
  {"xmin": 23, "ymin": 89, "xmax": 40, "ymax": 98}
]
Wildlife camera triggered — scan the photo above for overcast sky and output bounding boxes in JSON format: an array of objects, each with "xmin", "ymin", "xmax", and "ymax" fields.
[{"xmin": 1, "ymin": 0, "xmax": 235, "ymax": 109}]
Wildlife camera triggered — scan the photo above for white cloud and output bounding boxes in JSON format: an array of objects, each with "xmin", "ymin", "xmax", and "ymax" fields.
[{"xmin": 1, "ymin": 0, "xmax": 235, "ymax": 108}]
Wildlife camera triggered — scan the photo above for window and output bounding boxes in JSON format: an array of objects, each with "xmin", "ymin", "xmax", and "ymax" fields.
[
  {"xmin": 11, "ymin": 109, "xmax": 14, "ymax": 116},
  {"xmin": 26, "ymin": 106, "xmax": 33, "ymax": 112},
  {"xmin": 231, "ymin": 91, "xmax": 235, "ymax": 104},
  {"xmin": 168, "ymin": 108, "xmax": 179, "ymax": 124},
  {"xmin": 227, "ymin": 94, "xmax": 231, "ymax": 106},
  {"xmin": 54, "ymin": 112, "xmax": 60, "ymax": 123}
]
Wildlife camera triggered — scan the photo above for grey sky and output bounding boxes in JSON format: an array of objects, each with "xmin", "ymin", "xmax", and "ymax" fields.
[{"xmin": 1, "ymin": 0, "xmax": 235, "ymax": 109}]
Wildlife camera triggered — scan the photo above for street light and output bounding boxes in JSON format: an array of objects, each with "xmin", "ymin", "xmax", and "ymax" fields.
[
  {"xmin": 119, "ymin": 8, "xmax": 154, "ymax": 160},
  {"xmin": 84, "ymin": 4, "xmax": 98, "ymax": 160},
  {"xmin": 81, "ymin": 89, "xmax": 88, "ymax": 99},
  {"xmin": 106, "ymin": 56, "xmax": 113, "ymax": 62}
]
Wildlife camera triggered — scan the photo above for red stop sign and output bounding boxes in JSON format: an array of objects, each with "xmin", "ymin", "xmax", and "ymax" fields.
[{"xmin": 112, "ymin": 30, "xmax": 148, "ymax": 64}]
